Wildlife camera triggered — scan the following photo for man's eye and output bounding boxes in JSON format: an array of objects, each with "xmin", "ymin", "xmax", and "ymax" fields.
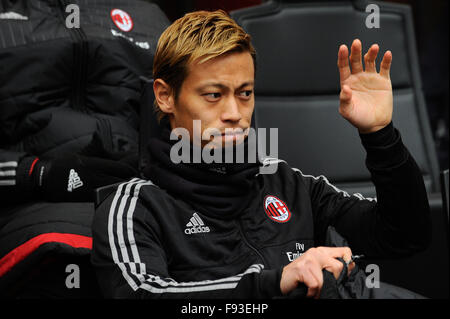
[
  {"xmin": 204, "ymin": 93, "xmax": 221, "ymax": 100},
  {"xmin": 239, "ymin": 90, "xmax": 253, "ymax": 98}
]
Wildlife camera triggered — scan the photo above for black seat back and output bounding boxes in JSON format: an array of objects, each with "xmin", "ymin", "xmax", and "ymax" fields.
[{"xmin": 231, "ymin": 0, "xmax": 440, "ymax": 196}]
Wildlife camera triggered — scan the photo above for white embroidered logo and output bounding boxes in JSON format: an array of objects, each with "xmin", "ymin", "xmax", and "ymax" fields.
[
  {"xmin": 184, "ymin": 212, "xmax": 210, "ymax": 235},
  {"xmin": 67, "ymin": 169, "xmax": 83, "ymax": 192}
]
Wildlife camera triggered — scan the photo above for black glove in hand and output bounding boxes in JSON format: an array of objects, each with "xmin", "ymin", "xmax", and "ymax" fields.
[{"xmin": 17, "ymin": 155, "xmax": 138, "ymax": 202}]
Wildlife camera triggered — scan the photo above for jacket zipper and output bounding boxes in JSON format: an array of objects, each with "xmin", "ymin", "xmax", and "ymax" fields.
[
  {"xmin": 57, "ymin": 0, "xmax": 88, "ymax": 112},
  {"xmin": 237, "ymin": 220, "xmax": 268, "ymax": 266}
]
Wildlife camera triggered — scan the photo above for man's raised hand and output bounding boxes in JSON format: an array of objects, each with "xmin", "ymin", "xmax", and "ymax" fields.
[{"xmin": 337, "ymin": 39, "xmax": 393, "ymax": 134}]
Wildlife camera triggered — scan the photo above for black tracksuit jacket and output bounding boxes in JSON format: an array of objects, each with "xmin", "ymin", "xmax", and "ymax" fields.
[{"xmin": 91, "ymin": 123, "xmax": 431, "ymax": 299}]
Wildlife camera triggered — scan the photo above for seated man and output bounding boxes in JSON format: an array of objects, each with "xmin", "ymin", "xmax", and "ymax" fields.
[{"xmin": 91, "ymin": 10, "xmax": 431, "ymax": 299}]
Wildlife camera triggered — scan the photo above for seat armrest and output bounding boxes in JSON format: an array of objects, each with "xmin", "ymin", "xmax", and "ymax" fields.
[{"xmin": 94, "ymin": 183, "xmax": 122, "ymax": 209}]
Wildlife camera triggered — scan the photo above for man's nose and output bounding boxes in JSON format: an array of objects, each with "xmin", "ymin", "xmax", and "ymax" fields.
[{"xmin": 220, "ymin": 97, "xmax": 242, "ymax": 123}]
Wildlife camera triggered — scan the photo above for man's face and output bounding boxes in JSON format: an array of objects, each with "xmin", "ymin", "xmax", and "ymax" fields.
[{"xmin": 169, "ymin": 51, "xmax": 255, "ymax": 148}]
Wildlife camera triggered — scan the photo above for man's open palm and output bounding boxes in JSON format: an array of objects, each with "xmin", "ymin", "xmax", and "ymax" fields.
[{"xmin": 337, "ymin": 39, "xmax": 393, "ymax": 133}]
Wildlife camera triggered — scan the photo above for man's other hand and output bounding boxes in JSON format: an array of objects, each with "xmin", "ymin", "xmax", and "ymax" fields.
[
  {"xmin": 280, "ymin": 246, "xmax": 355, "ymax": 299},
  {"xmin": 337, "ymin": 39, "xmax": 393, "ymax": 134}
]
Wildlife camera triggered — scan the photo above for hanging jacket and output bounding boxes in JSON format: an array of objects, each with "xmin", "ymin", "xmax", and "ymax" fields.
[
  {"xmin": 0, "ymin": 0, "xmax": 170, "ymax": 297},
  {"xmin": 314, "ymin": 226, "xmax": 426, "ymax": 299},
  {"xmin": 0, "ymin": 0, "xmax": 169, "ymax": 203}
]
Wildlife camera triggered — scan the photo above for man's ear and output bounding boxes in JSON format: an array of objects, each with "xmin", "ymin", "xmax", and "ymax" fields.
[{"xmin": 153, "ymin": 79, "xmax": 175, "ymax": 114}]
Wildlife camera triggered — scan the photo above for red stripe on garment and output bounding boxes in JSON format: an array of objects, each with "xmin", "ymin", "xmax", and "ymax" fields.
[
  {"xmin": 0, "ymin": 233, "xmax": 92, "ymax": 277},
  {"xmin": 269, "ymin": 203, "xmax": 279, "ymax": 216},
  {"xmin": 28, "ymin": 157, "xmax": 39, "ymax": 176},
  {"xmin": 266, "ymin": 204, "xmax": 274, "ymax": 216},
  {"xmin": 267, "ymin": 204, "xmax": 275, "ymax": 216}
]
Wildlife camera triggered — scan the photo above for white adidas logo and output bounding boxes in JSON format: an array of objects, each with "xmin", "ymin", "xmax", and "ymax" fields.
[
  {"xmin": 184, "ymin": 212, "xmax": 210, "ymax": 235},
  {"xmin": 67, "ymin": 169, "xmax": 83, "ymax": 192}
]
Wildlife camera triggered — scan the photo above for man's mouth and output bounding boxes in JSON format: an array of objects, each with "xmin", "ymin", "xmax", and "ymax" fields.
[
  {"xmin": 221, "ymin": 128, "xmax": 249, "ymax": 142},
  {"xmin": 222, "ymin": 133, "xmax": 243, "ymax": 142}
]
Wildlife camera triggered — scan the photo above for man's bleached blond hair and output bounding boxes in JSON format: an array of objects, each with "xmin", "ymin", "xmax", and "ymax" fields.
[{"xmin": 153, "ymin": 10, "xmax": 256, "ymax": 121}]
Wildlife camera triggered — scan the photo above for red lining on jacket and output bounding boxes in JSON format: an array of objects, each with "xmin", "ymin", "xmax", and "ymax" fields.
[{"xmin": 0, "ymin": 233, "xmax": 92, "ymax": 277}]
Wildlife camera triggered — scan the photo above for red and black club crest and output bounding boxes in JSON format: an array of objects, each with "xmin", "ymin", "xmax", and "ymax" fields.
[
  {"xmin": 264, "ymin": 195, "xmax": 291, "ymax": 223},
  {"xmin": 111, "ymin": 9, "xmax": 134, "ymax": 32}
]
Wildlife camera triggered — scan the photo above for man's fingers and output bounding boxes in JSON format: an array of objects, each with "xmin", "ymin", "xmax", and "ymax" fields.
[
  {"xmin": 317, "ymin": 246, "xmax": 353, "ymax": 263},
  {"xmin": 337, "ymin": 44, "xmax": 351, "ymax": 83},
  {"xmin": 324, "ymin": 258, "xmax": 345, "ymax": 280},
  {"xmin": 350, "ymin": 39, "xmax": 363, "ymax": 74},
  {"xmin": 303, "ymin": 267, "xmax": 323, "ymax": 299},
  {"xmin": 347, "ymin": 261, "xmax": 356, "ymax": 275},
  {"xmin": 380, "ymin": 50, "xmax": 392, "ymax": 79},
  {"xmin": 364, "ymin": 44, "xmax": 379, "ymax": 73},
  {"xmin": 343, "ymin": 40, "xmax": 391, "ymax": 77},
  {"xmin": 283, "ymin": 246, "xmax": 356, "ymax": 298}
]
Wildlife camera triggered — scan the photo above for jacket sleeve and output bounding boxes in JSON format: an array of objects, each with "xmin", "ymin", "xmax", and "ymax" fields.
[
  {"xmin": 296, "ymin": 122, "xmax": 431, "ymax": 258},
  {"xmin": 0, "ymin": 149, "xmax": 38, "ymax": 204},
  {"xmin": 91, "ymin": 179, "xmax": 284, "ymax": 299}
]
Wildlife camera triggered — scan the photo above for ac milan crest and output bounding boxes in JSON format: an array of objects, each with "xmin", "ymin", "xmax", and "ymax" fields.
[
  {"xmin": 264, "ymin": 195, "xmax": 291, "ymax": 223},
  {"xmin": 111, "ymin": 9, "xmax": 133, "ymax": 32}
]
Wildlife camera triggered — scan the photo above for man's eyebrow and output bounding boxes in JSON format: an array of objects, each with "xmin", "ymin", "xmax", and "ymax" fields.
[
  {"xmin": 236, "ymin": 81, "xmax": 254, "ymax": 90},
  {"xmin": 196, "ymin": 81, "xmax": 254, "ymax": 91}
]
